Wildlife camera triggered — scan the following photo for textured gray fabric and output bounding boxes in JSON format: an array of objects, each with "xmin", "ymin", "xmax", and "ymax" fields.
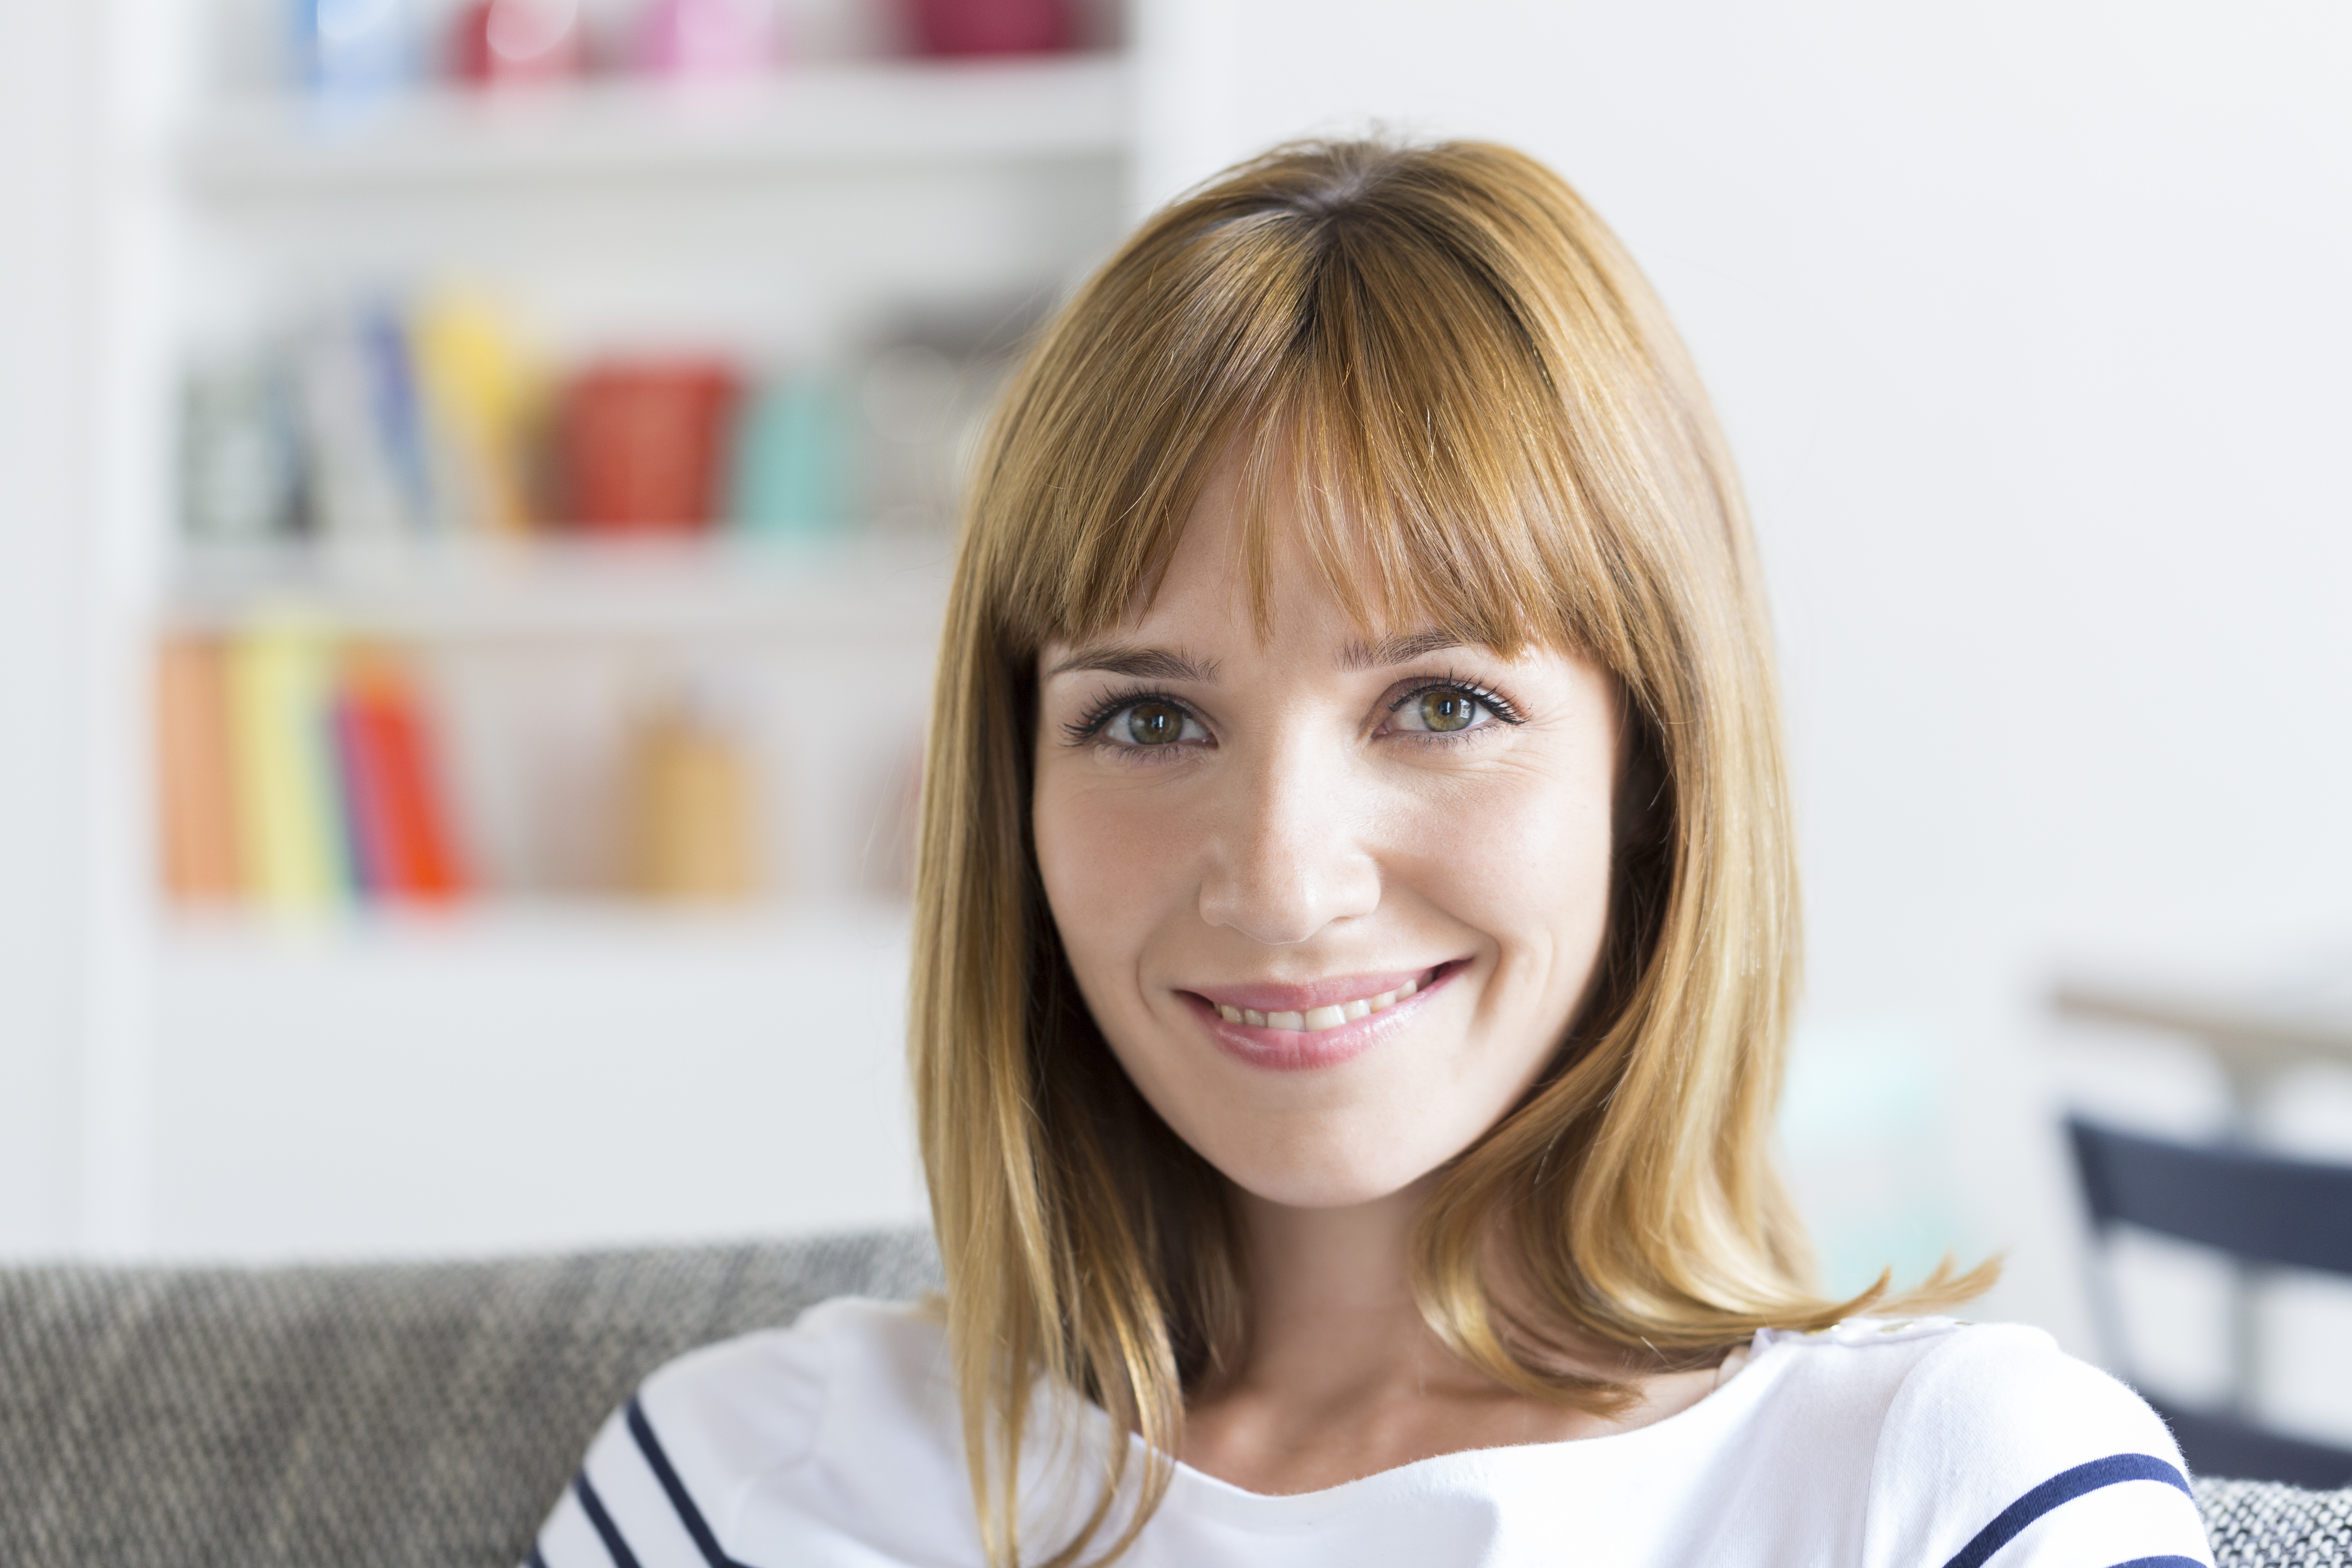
[
  {"xmin": 5, "ymin": 1232, "xmax": 2349, "ymax": 1567},
  {"xmin": 2201, "ymin": 1476, "xmax": 2352, "ymax": 1568},
  {"xmin": 0, "ymin": 1229, "xmax": 940, "ymax": 1568}
]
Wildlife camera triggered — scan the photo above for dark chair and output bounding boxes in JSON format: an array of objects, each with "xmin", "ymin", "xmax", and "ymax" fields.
[{"xmin": 2066, "ymin": 1115, "xmax": 2352, "ymax": 1487}]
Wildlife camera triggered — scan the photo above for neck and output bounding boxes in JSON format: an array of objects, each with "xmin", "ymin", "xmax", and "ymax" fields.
[
  {"xmin": 1183, "ymin": 1176, "xmax": 1721, "ymax": 1494},
  {"xmin": 1231, "ymin": 1176, "xmax": 1467, "ymax": 1403}
]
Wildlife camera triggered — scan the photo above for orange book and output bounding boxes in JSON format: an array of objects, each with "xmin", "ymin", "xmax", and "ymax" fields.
[
  {"xmin": 154, "ymin": 635, "xmax": 242, "ymax": 902},
  {"xmin": 336, "ymin": 649, "xmax": 468, "ymax": 903}
]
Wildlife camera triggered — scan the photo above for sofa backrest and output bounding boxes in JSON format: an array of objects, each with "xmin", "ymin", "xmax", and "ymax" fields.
[
  {"xmin": 4, "ymin": 1232, "xmax": 2350, "ymax": 1566},
  {"xmin": 0, "ymin": 1230, "xmax": 940, "ymax": 1568}
]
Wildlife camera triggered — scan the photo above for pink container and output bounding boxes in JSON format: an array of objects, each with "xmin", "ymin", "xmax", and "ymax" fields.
[
  {"xmin": 631, "ymin": 0, "xmax": 779, "ymax": 79},
  {"xmin": 451, "ymin": 0, "xmax": 586, "ymax": 87},
  {"xmin": 906, "ymin": 0, "xmax": 1073, "ymax": 57}
]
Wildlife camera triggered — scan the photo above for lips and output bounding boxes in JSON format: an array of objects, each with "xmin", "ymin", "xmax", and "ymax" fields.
[
  {"xmin": 1187, "ymin": 967, "xmax": 1436, "ymax": 1018},
  {"xmin": 1179, "ymin": 961, "xmax": 1461, "ymax": 1071},
  {"xmin": 1211, "ymin": 974, "xmax": 1421, "ymax": 1033}
]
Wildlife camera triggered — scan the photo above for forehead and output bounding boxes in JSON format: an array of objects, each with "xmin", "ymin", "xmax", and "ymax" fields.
[{"xmin": 1042, "ymin": 457, "xmax": 1440, "ymax": 661}]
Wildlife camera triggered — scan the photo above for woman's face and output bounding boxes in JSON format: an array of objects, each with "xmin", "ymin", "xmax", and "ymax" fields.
[{"xmin": 1031, "ymin": 468, "xmax": 1624, "ymax": 1210}]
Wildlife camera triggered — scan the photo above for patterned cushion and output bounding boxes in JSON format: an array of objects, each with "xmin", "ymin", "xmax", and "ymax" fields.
[
  {"xmin": 3, "ymin": 1235, "xmax": 2348, "ymax": 1566},
  {"xmin": 0, "ymin": 1231, "xmax": 939, "ymax": 1568},
  {"xmin": 2201, "ymin": 1477, "xmax": 2352, "ymax": 1568}
]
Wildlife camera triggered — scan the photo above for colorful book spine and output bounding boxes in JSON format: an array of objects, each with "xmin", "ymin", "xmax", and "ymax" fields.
[
  {"xmin": 333, "ymin": 648, "xmax": 468, "ymax": 904},
  {"xmin": 154, "ymin": 635, "xmax": 243, "ymax": 903},
  {"xmin": 224, "ymin": 622, "xmax": 352, "ymax": 913},
  {"xmin": 411, "ymin": 290, "xmax": 543, "ymax": 535}
]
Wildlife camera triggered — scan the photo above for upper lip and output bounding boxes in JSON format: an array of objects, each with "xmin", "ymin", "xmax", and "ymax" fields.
[{"xmin": 1183, "ymin": 966, "xmax": 1443, "ymax": 1014}]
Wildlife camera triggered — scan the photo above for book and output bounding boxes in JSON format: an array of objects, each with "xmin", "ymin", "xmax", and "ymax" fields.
[
  {"xmin": 411, "ymin": 290, "xmax": 543, "ymax": 534},
  {"xmin": 333, "ymin": 648, "xmax": 468, "ymax": 904},
  {"xmin": 291, "ymin": 305, "xmax": 443, "ymax": 542},
  {"xmin": 154, "ymin": 635, "xmax": 243, "ymax": 903},
  {"xmin": 225, "ymin": 622, "xmax": 350, "ymax": 912}
]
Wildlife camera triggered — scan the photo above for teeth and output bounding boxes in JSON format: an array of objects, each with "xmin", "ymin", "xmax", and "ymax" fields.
[{"xmin": 1216, "ymin": 973, "xmax": 1434, "ymax": 1032}]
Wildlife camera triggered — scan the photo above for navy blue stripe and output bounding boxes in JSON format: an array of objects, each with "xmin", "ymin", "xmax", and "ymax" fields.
[
  {"xmin": 573, "ymin": 1474, "xmax": 642, "ymax": 1568},
  {"xmin": 526, "ymin": 1548, "xmax": 549, "ymax": 1568},
  {"xmin": 1942, "ymin": 1453, "xmax": 2192, "ymax": 1568},
  {"xmin": 627, "ymin": 1395, "xmax": 753, "ymax": 1568},
  {"xmin": 2107, "ymin": 1558, "xmax": 2206, "ymax": 1567}
]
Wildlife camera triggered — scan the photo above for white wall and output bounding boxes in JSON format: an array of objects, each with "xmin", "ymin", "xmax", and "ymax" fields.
[
  {"xmin": 0, "ymin": 0, "xmax": 106, "ymax": 1254},
  {"xmin": 1136, "ymin": 0, "xmax": 2352, "ymax": 1349}
]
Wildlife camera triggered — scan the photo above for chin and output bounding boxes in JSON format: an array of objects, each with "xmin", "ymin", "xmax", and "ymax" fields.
[{"xmin": 1212, "ymin": 1143, "xmax": 1437, "ymax": 1212}]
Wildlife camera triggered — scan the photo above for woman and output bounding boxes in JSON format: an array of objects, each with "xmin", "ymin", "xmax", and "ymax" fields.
[{"xmin": 530, "ymin": 141, "xmax": 2209, "ymax": 1567}]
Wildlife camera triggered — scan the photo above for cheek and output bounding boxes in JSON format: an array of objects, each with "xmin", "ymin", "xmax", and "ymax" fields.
[
  {"xmin": 1032, "ymin": 768, "xmax": 1192, "ymax": 997},
  {"xmin": 1390, "ymin": 755, "xmax": 1616, "ymax": 983}
]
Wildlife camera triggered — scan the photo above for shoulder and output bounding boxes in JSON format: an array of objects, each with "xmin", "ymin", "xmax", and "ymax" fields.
[
  {"xmin": 530, "ymin": 1297, "xmax": 951, "ymax": 1568},
  {"xmin": 636, "ymin": 1293, "xmax": 950, "ymax": 1470},
  {"xmin": 1854, "ymin": 1321, "xmax": 2211, "ymax": 1568}
]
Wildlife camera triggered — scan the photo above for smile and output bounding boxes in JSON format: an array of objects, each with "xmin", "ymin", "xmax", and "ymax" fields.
[
  {"xmin": 1214, "ymin": 976, "xmax": 1419, "ymax": 1032},
  {"xmin": 1180, "ymin": 962, "xmax": 1463, "ymax": 1071}
]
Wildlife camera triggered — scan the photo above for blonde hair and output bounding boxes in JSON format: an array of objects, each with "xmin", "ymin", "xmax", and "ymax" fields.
[{"xmin": 911, "ymin": 139, "xmax": 1989, "ymax": 1566}]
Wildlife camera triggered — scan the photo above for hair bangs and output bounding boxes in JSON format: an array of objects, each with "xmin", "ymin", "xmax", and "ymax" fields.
[{"xmin": 983, "ymin": 173, "xmax": 1638, "ymax": 675}]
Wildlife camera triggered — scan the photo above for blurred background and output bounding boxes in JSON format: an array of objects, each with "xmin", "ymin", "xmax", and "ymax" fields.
[{"xmin": 1, "ymin": 0, "xmax": 2347, "ymax": 1466}]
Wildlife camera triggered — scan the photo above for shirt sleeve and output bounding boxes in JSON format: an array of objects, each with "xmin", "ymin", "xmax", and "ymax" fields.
[
  {"xmin": 522, "ymin": 1305, "xmax": 842, "ymax": 1568},
  {"xmin": 1860, "ymin": 1324, "xmax": 2212, "ymax": 1568}
]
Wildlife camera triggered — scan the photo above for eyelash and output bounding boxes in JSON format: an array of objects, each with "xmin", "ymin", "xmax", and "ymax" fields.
[
  {"xmin": 1061, "ymin": 671, "xmax": 1526, "ymax": 751},
  {"xmin": 1396, "ymin": 671, "xmax": 1527, "ymax": 734}
]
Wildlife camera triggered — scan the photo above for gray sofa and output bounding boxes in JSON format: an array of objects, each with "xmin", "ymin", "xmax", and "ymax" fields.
[{"xmin": 1, "ymin": 1229, "xmax": 2345, "ymax": 1566}]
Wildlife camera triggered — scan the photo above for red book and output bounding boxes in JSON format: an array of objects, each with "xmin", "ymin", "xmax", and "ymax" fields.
[
  {"xmin": 557, "ymin": 360, "xmax": 741, "ymax": 531},
  {"xmin": 335, "ymin": 651, "xmax": 468, "ymax": 903}
]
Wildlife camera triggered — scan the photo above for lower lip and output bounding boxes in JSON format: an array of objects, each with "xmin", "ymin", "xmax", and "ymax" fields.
[{"xmin": 1180, "ymin": 963, "xmax": 1460, "ymax": 1072}]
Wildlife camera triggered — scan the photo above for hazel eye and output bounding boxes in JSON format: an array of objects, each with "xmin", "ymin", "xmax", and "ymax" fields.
[
  {"xmin": 1418, "ymin": 690, "xmax": 1477, "ymax": 732},
  {"xmin": 1392, "ymin": 686, "xmax": 1495, "ymax": 735},
  {"xmin": 1123, "ymin": 701, "xmax": 1192, "ymax": 746}
]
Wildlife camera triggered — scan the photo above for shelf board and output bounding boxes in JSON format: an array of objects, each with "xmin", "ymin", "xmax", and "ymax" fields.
[
  {"xmin": 160, "ymin": 896, "xmax": 914, "ymax": 957},
  {"xmin": 163, "ymin": 533, "xmax": 953, "ymax": 639},
  {"xmin": 181, "ymin": 55, "xmax": 1132, "ymax": 196}
]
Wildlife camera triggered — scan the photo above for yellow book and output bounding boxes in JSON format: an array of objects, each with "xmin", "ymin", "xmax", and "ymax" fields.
[
  {"xmin": 412, "ymin": 290, "xmax": 542, "ymax": 534},
  {"xmin": 226, "ymin": 620, "xmax": 347, "ymax": 913}
]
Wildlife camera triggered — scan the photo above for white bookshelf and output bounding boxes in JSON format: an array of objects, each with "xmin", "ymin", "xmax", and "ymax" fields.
[
  {"xmin": 96, "ymin": 10, "xmax": 1140, "ymax": 1258},
  {"xmin": 184, "ymin": 56, "xmax": 1131, "ymax": 192},
  {"xmin": 166, "ymin": 534, "xmax": 954, "ymax": 639},
  {"xmin": 150, "ymin": 898, "xmax": 928, "ymax": 1258}
]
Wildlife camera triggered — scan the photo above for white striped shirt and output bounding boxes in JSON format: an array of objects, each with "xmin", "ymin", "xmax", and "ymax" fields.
[{"xmin": 529, "ymin": 1299, "xmax": 2212, "ymax": 1567}]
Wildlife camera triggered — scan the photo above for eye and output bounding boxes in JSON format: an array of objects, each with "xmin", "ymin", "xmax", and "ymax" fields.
[
  {"xmin": 1391, "ymin": 684, "xmax": 1501, "ymax": 735},
  {"xmin": 1122, "ymin": 700, "xmax": 1192, "ymax": 746}
]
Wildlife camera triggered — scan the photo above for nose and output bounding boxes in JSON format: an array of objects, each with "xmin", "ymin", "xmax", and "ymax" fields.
[{"xmin": 1195, "ymin": 736, "xmax": 1381, "ymax": 946}]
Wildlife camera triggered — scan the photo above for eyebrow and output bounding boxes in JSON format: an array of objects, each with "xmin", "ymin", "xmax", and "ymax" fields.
[
  {"xmin": 1337, "ymin": 628, "xmax": 1468, "ymax": 670},
  {"xmin": 1047, "ymin": 629, "xmax": 1473, "ymax": 682},
  {"xmin": 1045, "ymin": 644, "xmax": 1218, "ymax": 682}
]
